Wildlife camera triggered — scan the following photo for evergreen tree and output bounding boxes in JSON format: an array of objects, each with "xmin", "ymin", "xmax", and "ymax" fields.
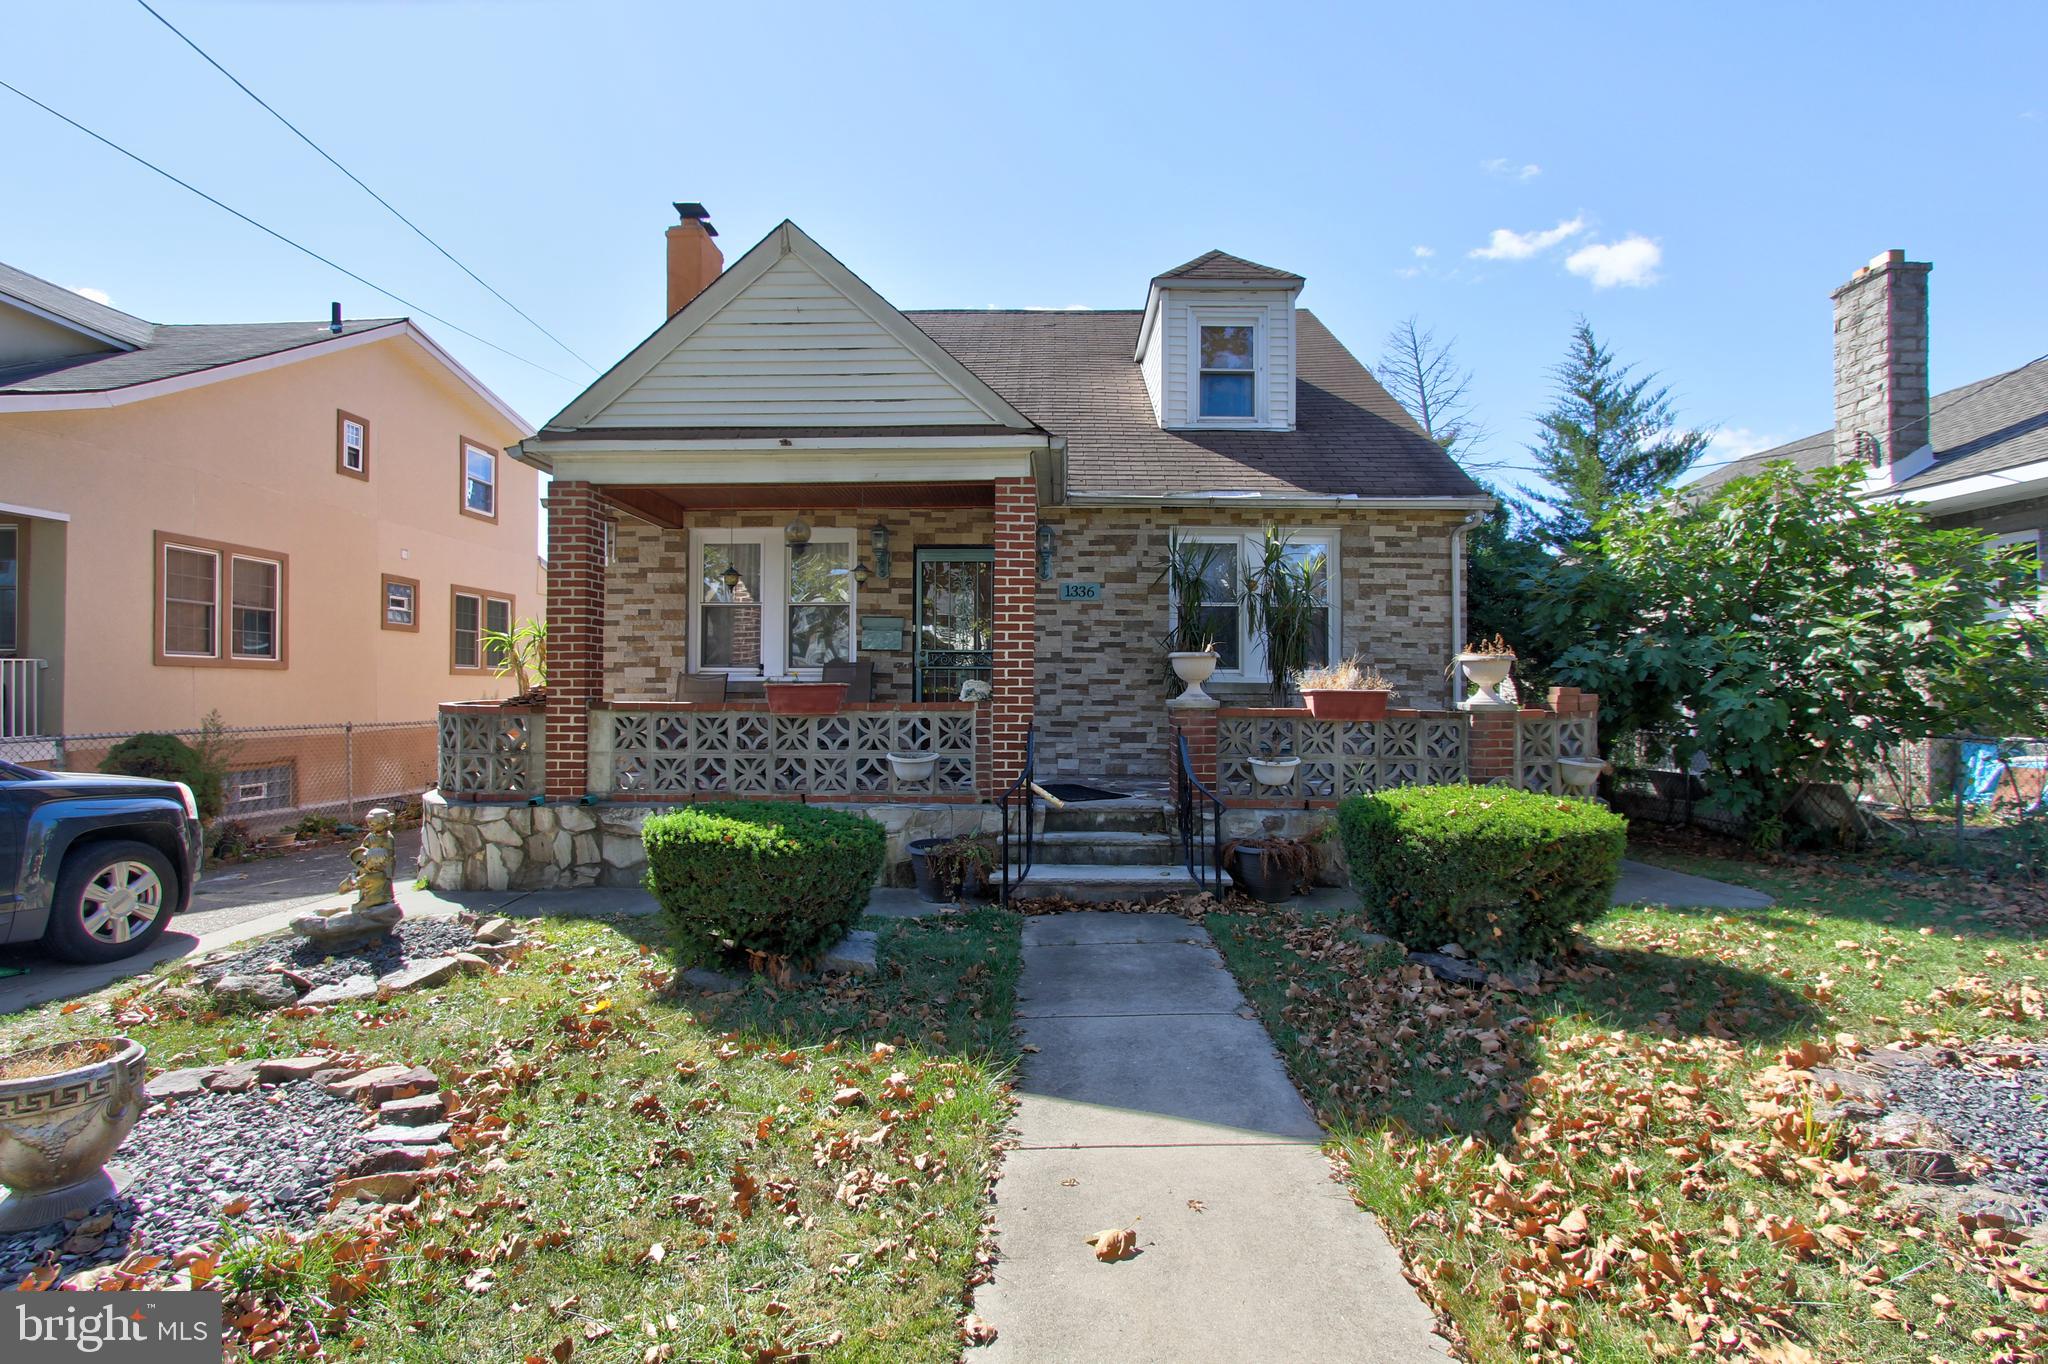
[{"xmin": 1529, "ymin": 319, "xmax": 1710, "ymax": 542}]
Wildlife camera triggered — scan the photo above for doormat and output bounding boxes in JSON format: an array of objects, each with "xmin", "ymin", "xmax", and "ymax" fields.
[{"xmin": 1039, "ymin": 782, "xmax": 1130, "ymax": 802}]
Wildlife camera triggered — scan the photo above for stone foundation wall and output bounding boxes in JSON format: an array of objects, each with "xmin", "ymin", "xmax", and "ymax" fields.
[
  {"xmin": 1218, "ymin": 806, "xmax": 1347, "ymax": 886},
  {"xmin": 421, "ymin": 790, "xmax": 1002, "ymax": 892}
]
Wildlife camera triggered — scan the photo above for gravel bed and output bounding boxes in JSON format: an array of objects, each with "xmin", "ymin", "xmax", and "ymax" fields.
[
  {"xmin": 0, "ymin": 1081, "xmax": 374, "ymax": 1284},
  {"xmin": 200, "ymin": 917, "xmax": 478, "ymax": 986},
  {"xmin": 1888, "ymin": 1053, "xmax": 2048, "ymax": 1224}
]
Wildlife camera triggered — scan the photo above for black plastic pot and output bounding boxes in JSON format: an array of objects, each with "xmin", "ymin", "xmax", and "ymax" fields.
[
  {"xmin": 908, "ymin": 837, "xmax": 987, "ymax": 903},
  {"xmin": 1226, "ymin": 845, "xmax": 1299, "ymax": 903}
]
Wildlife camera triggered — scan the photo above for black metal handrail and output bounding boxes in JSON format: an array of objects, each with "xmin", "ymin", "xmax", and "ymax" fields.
[
  {"xmin": 996, "ymin": 731, "xmax": 1037, "ymax": 903},
  {"xmin": 1175, "ymin": 731, "xmax": 1225, "ymax": 893}
]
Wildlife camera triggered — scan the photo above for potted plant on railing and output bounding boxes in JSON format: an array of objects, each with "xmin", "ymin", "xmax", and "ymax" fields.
[
  {"xmin": 1158, "ymin": 532, "xmax": 1228, "ymax": 700},
  {"xmin": 1246, "ymin": 527, "xmax": 1324, "ymax": 705},
  {"xmin": 1248, "ymin": 753, "xmax": 1300, "ymax": 788},
  {"xmin": 1294, "ymin": 657, "xmax": 1396, "ymax": 721},
  {"xmin": 1221, "ymin": 832, "xmax": 1316, "ymax": 903},
  {"xmin": 887, "ymin": 751, "xmax": 937, "ymax": 783},
  {"xmin": 481, "ymin": 618, "xmax": 548, "ymax": 705},
  {"xmin": 1455, "ymin": 634, "xmax": 1517, "ymax": 707},
  {"xmin": 907, "ymin": 835, "xmax": 995, "ymax": 903},
  {"xmin": 763, "ymin": 678, "xmax": 849, "ymax": 715}
]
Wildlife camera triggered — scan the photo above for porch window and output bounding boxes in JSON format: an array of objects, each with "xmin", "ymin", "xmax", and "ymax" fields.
[
  {"xmin": 1168, "ymin": 529, "xmax": 1337, "ymax": 683},
  {"xmin": 1198, "ymin": 323, "xmax": 1257, "ymax": 419},
  {"xmin": 691, "ymin": 528, "xmax": 857, "ymax": 677}
]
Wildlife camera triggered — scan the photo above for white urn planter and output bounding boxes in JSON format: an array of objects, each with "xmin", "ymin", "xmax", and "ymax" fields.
[
  {"xmin": 1249, "ymin": 755, "xmax": 1300, "ymax": 789},
  {"xmin": 0, "ymin": 1037, "xmax": 147, "ymax": 1232},
  {"xmin": 887, "ymin": 752, "xmax": 938, "ymax": 784},
  {"xmin": 1168, "ymin": 650, "xmax": 1219, "ymax": 705},
  {"xmin": 1457, "ymin": 652, "xmax": 1515, "ymax": 707},
  {"xmin": 1558, "ymin": 757, "xmax": 1606, "ymax": 798}
]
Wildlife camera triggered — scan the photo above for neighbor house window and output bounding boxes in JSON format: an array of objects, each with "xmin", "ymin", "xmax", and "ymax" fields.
[
  {"xmin": 0, "ymin": 522, "xmax": 19, "ymax": 654},
  {"xmin": 381, "ymin": 574, "xmax": 419, "ymax": 632},
  {"xmin": 226, "ymin": 762, "xmax": 293, "ymax": 818},
  {"xmin": 1197, "ymin": 322, "xmax": 1257, "ymax": 419},
  {"xmin": 1168, "ymin": 530, "xmax": 1337, "ymax": 682},
  {"xmin": 690, "ymin": 528, "xmax": 857, "ymax": 677},
  {"xmin": 336, "ymin": 411, "xmax": 369, "ymax": 479},
  {"xmin": 1989, "ymin": 530, "xmax": 2045, "ymax": 620},
  {"xmin": 154, "ymin": 532, "xmax": 288, "ymax": 667},
  {"xmin": 451, "ymin": 586, "xmax": 514, "ymax": 671},
  {"xmin": 460, "ymin": 439, "xmax": 498, "ymax": 520}
]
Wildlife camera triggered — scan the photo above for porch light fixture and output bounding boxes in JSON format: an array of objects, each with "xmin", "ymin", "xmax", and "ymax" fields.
[
  {"xmin": 868, "ymin": 519, "xmax": 892, "ymax": 579},
  {"xmin": 720, "ymin": 526, "xmax": 742, "ymax": 592},
  {"xmin": 1036, "ymin": 522, "xmax": 1056, "ymax": 580},
  {"xmin": 851, "ymin": 561, "xmax": 872, "ymax": 587},
  {"xmin": 783, "ymin": 517, "xmax": 811, "ymax": 546}
]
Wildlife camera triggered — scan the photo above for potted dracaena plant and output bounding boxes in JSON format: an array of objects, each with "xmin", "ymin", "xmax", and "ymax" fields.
[
  {"xmin": 1293, "ymin": 657, "xmax": 1396, "ymax": 722},
  {"xmin": 1245, "ymin": 527, "xmax": 1325, "ymax": 706},
  {"xmin": 481, "ymin": 617, "xmax": 548, "ymax": 705},
  {"xmin": 1158, "ymin": 531, "xmax": 1226, "ymax": 700}
]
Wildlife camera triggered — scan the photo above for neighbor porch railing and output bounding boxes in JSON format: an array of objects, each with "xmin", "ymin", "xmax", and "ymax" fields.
[
  {"xmin": 1216, "ymin": 710, "xmax": 1473, "ymax": 801},
  {"xmin": 589, "ymin": 702, "xmax": 979, "ymax": 800},
  {"xmin": 438, "ymin": 702, "xmax": 546, "ymax": 799},
  {"xmin": 1, "ymin": 657, "xmax": 49, "ymax": 739}
]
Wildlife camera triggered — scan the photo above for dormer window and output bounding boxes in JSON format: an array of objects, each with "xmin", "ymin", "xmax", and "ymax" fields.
[{"xmin": 1198, "ymin": 323, "xmax": 1257, "ymax": 418}]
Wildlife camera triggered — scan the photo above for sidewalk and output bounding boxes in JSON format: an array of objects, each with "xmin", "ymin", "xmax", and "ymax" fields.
[{"xmin": 974, "ymin": 911, "xmax": 1445, "ymax": 1363}]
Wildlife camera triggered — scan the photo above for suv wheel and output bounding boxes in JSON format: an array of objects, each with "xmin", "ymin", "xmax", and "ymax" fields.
[{"xmin": 44, "ymin": 840, "xmax": 177, "ymax": 964}]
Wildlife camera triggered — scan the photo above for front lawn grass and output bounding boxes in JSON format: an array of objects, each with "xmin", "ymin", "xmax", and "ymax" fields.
[
  {"xmin": 0, "ymin": 908, "xmax": 1020, "ymax": 1363},
  {"xmin": 1210, "ymin": 848, "xmax": 2047, "ymax": 1363}
]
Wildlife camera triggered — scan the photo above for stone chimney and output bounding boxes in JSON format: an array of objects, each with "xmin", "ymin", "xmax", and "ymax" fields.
[
  {"xmin": 666, "ymin": 202, "xmax": 723, "ymax": 316},
  {"xmin": 1832, "ymin": 249, "xmax": 1931, "ymax": 471}
]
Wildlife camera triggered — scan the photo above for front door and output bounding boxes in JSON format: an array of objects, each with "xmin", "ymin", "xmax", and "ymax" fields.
[{"xmin": 914, "ymin": 548, "xmax": 993, "ymax": 702}]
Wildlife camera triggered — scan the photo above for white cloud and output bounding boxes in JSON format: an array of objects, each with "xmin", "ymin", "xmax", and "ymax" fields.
[
  {"xmin": 1468, "ymin": 216, "xmax": 1585, "ymax": 261},
  {"xmin": 1411, "ymin": 245, "xmax": 1435, "ymax": 259},
  {"xmin": 71, "ymin": 286, "xmax": 112, "ymax": 305},
  {"xmin": 1564, "ymin": 234, "xmax": 1662, "ymax": 288},
  {"xmin": 1702, "ymin": 427, "xmax": 1783, "ymax": 465},
  {"xmin": 1394, "ymin": 266, "xmax": 1423, "ymax": 279},
  {"xmin": 1481, "ymin": 157, "xmax": 1541, "ymax": 182}
]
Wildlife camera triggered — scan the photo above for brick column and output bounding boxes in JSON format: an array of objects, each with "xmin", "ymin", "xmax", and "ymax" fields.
[
  {"xmin": 1168, "ymin": 699, "xmax": 1219, "ymax": 792},
  {"xmin": 988, "ymin": 478, "xmax": 1038, "ymax": 795},
  {"xmin": 544, "ymin": 481, "xmax": 606, "ymax": 800},
  {"xmin": 1465, "ymin": 703, "xmax": 1520, "ymax": 784}
]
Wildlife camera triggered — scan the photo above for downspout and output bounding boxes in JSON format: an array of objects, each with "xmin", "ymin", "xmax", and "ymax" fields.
[{"xmin": 1448, "ymin": 509, "xmax": 1487, "ymax": 709}]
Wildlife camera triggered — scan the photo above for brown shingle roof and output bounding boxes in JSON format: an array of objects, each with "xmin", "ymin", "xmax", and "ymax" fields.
[
  {"xmin": 905, "ymin": 308, "xmax": 1482, "ymax": 500},
  {"xmin": 1152, "ymin": 250, "xmax": 1304, "ymax": 285}
]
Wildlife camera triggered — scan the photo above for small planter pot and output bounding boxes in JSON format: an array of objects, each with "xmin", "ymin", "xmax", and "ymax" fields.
[
  {"xmin": 763, "ymin": 682, "xmax": 849, "ymax": 715},
  {"xmin": 1225, "ymin": 845, "xmax": 1299, "ymax": 903},
  {"xmin": 1168, "ymin": 651, "xmax": 1219, "ymax": 705},
  {"xmin": 907, "ymin": 838, "xmax": 987, "ymax": 903},
  {"xmin": 1457, "ymin": 653, "xmax": 1515, "ymax": 707},
  {"xmin": 1299, "ymin": 688, "xmax": 1392, "ymax": 721},
  {"xmin": 1558, "ymin": 757, "xmax": 1606, "ymax": 799},
  {"xmin": 1249, "ymin": 755, "xmax": 1300, "ymax": 788},
  {"xmin": 0, "ymin": 1037, "xmax": 147, "ymax": 1232},
  {"xmin": 887, "ymin": 752, "xmax": 937, "ymax": 784}
]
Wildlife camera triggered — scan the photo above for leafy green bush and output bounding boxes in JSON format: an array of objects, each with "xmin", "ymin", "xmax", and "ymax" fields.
[
  {"xmin": 99, "ymin": 732, "xmax": 223, "ymax": 819},
  {"xmin": 1338, "ymin": 785, "xmax": 1626, "ymax": 959},
  {"xmin": 643, "ymin": 801, "xmax": 886, "ymax": 967}
]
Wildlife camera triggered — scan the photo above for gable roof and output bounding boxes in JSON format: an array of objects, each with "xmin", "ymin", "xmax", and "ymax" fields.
[
  {"xmin": 545, "ymin": 220, "xmax": 1039, "ymax": 433},
  {"xmin": 0, "ymin": 318, "xmax": 407, "ymax": 394},
  {"xmin": 0, "ymin": 261, "xmax": 153, "ymax": 348},
  {"xmin": 1153, "ymin": 250, "xmax": 1304, "ymax": 285},
  {"xmin": 1692, "ymin": 355, "xmax": 2048, "ymax": 497},
  {"xmin": 907, "ymin": 308, "xmax": 1481, "ymax": 500}
]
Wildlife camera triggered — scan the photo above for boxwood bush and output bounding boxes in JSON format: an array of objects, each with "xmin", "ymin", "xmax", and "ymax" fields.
[
  {"xmin": 1338, "ymin": 785, "xmax": 1626, "ymax": 960},
  {"xmin": 643, "ymin": 801, "xmax": 886, "ymax": 967}
]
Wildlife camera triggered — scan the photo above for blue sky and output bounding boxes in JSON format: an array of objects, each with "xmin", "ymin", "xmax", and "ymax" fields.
[{"xmin": 6, "ymin": 0, "xmax": 2045, "ymax": 504}]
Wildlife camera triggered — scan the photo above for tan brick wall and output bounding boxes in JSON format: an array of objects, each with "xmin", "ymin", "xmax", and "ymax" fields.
[
  {"xmin": 1030, "ymin": 507, "xmax": 1466, "ymax": 779},
  {"xmin": 604, "ymin": 504, "xmax": 994, "ymax": 702}
]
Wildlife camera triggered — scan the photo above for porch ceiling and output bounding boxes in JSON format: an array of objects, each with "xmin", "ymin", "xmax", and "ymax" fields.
[{"xmin": 603, "ymin": 482, "xmax": 994, "ymax": 525}]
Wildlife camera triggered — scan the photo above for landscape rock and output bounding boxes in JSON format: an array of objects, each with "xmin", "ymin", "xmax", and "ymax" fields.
[
  {"xmin": 256, "ymin": 1055, "xmax": 334, "ymax": 1084},
  {"xmin": 335, "ymin": 1145, "xmax": 456, "ymax": 1181},
  {"xmin": 201, "ymin": 1061, "xmax": 266, "ymax": 1094},
  {"xmin": 325, "ymin": 1064, "xmax": 413, "ymax": 1098},
  {"xmin": 363, "ymin": 1122, "xmax": 452, "ymax": 1145},
  {"xmin": 1408, "ymin": 951, "xmax": 1488, "ymax": 987},
  {"xmin": 820, "ymin": 930, "xmax": 878, "ymax": 976},
  {"xmin": 678, "ymin": 966, "xmax": 743, "ymax": 995},
  {"xmin": 451, "ymin": 952, "xmax": 495, "ymax": 976},
  {"xmin": 472, "ymin": 917, "xmax": 517, "ymax": 944},
  {"xmin": 376, "ymin": 957, "xmax": 460, "ymax": 994},
  {"xmin": 211, "ymin": 973, "xmax": 301, "ymax": 1010},
  {"xmin": 377, "ymin": 1094, "xmax": 446, "ymax": 1126},
  {"xmin": 366, "ymin": 1067, "xmax": 439, "ymax": 1103},
  {"xmin": 301, "ymin": 975, "xmax": 378, "ymax": 1007},
  {"xmin": 331, "ymin": 1171, "xmax": 428, "ymax": 1205},
  {"xmin": 146, "ymin": 1067, "xmax": 217, "ymax": 1102}
]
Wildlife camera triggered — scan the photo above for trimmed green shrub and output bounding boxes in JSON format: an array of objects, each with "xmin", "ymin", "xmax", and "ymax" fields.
[
  {"xmin": 100, "ymin": 732, "xmax": 223, "ymax": 819},
  {"xmin": 1338, "ymin": 785, "xmax": 1626, "ymax": 960},
  {"xmin": 643, "ymin": 801, "xmax": 886, "ymax": 967}
]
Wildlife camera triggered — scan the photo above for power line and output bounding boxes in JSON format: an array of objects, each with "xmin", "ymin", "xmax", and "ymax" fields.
[
  {"xmin": 0, "ymin": 76, "xmax": 575, "ymax": 383},
  {"xmin": 134, "ymin": 0, "xmax": 596, "ymax": 373}
]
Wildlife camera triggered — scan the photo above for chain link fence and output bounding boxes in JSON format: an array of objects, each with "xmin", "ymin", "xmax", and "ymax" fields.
[{"xmin": 0, "ymin": 720, "xmax": 439, "ymax": 837}]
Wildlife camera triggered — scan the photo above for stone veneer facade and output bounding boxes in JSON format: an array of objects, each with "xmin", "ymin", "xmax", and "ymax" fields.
[{"xmin": 599, "ymin": 502, "xmax": 1466, "ymax": 783}]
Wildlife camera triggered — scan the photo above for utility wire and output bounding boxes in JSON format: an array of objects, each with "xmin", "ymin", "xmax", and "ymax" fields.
[
  {"xmin": 134, "ymin": 0, "xmax": 596, "ymax": 373},
  {"xmin": 0, "ymin": 76, "xmax": 575, "ymax": 382}
]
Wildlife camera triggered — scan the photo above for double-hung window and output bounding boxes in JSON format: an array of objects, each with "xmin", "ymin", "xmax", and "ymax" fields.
[
  {"xmin": 337, "ymin": 411, "xmax": 369, "ymax": 479},
  {"xmin": 691, "ymin": 528, "xmax": 858, "ymax": 677},
  {"xmin": 1989, "ymin": 530, "xmax": 2045, "ymax": 620},
  {"xmin": 460, "ymin": 439, "xmax": 498, "ymax": 520},
  {"xmin": 1197, "ymin": 321, "xmax": 1258, "ymax": 419},
  {"xmin": 1169, "ymin": 529, "xmax": 1338, "ymax": 683},
  {"xmin": 154, "ymin": 532, "xmax": 287, "ymax": 667},
  {"xmin": 451, "ymin": 587, "xmax": 514, "ymax": 671}
]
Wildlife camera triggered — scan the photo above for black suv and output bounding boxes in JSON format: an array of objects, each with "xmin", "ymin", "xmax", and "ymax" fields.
[{"xmin": 0, "ymin": 761, "xmax": 205, "ymax": 963}]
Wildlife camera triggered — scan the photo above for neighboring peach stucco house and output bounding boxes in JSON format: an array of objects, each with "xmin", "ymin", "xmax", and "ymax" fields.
[{"xmin": 0, "ymin": 261, "xmax": 536, "ymax": 815}]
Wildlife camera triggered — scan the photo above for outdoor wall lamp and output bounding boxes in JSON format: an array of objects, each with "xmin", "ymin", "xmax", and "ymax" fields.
[
  {"xmin": 784, "ymin": 517, "xmax": 811, "ymax": 546},
  {"xmin": 1036, "ymin": 522, "xmax": 1056, "ymax": 580},
  {"xmin": 868, "ymin": 519, "xmax": 892, "ymax": 579}
]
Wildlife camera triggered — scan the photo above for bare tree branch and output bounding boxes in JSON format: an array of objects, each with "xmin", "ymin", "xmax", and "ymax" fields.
[{"xmin": 1376, "ymin": 316, "xmax": 1493, "ymax": 467}]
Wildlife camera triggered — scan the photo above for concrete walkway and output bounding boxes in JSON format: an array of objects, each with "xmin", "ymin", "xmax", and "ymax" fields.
[
  {"xmin": 1614, "ymin": 858, "xmax": 1774, "ymax": 909},
  {"xmin": 975, "ymin": 911, "xmax": 1445, "ymax": 1363}
]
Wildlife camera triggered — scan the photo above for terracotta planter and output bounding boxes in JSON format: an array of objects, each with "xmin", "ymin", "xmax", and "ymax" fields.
[
  {"xmin": 0, "ymin": 1037, "xmax": 147, "ymax": 1232},
  {"xmin": 1299, "ymin": 688, "xmax": 1392, "ymax": 721},
  {"xmin": 763, "ymin": 682, "xmax": 848, "ymax": 715}
]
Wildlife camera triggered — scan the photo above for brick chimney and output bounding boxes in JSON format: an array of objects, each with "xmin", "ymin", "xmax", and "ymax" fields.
[
  {"xmin": 1832, "ymin": 249, "xmax": 1931, "ymax": 472},
  {"xmin": 666, "ymin": 202, "xmax": 722, "ymax": 316}
]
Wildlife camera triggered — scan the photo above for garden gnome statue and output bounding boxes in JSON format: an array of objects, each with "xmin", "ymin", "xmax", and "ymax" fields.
[{"xmin": 289, "ymin": 807, "xmax": 402, "ymax": 942}]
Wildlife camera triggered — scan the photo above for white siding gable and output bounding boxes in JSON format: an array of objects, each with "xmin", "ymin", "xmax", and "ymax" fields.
[
  {"xmin": 569, "ymin": 225, "xmax": 1032, "ymax": 431},
  {"xmin": 1155, "ymin": 288, "xmax": 1296, "ymax": 431}
]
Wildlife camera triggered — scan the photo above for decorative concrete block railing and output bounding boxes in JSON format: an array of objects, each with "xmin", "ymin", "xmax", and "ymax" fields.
[
  {"xmin": 437, "ymin": 702, "xmax": 546, "ymax": 800},
  {"xmin": 1514, "ymin": 707, "xmax": 1600, "ymax": 794},
  {"xmin": 587, "ymin": 702, "xmax": 980, "ymax": 802},
  {"xmin": 1215, "ymin": 709, "xmax": 1472, "ymax": 801}
]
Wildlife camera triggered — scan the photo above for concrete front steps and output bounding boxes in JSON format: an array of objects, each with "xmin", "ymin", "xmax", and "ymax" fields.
[{"xmin": 1010, "ymin": 798, "xmax": 1201, "ymax": 901}]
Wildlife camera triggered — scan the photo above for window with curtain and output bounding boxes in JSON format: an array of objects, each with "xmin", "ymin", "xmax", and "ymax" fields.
[
  {"xmin": 1198, "ymin": 323, "xmax": 1257, "ymax": 418},
  {"xmin": 699, "ymin": 542, "xmax": 764, "ymax": 670},
  {"xmin": 163, "ymin": 545, "xmax": 218, "ymax": 657},
  {"xmin": 230, "ymin": 556, "xmax": 280, "ymax": 659}
]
